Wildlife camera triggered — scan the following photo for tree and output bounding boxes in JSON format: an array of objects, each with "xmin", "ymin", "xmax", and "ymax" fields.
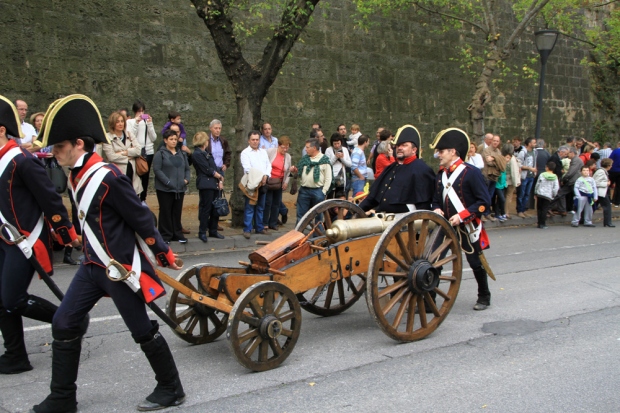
[
  {"xmin": 354, "ymin": 0, "xmax": 583, "ymax": 141},
  {"xmin": 190, "ymin": 0, "xmax": 320, "ymax": 226}
]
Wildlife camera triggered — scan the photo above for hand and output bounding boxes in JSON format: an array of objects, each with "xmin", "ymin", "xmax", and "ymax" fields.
[
  {"xmin": 282, "ymin": 182, "xmax": 288, "ymax": 191},
  {"xmin": 261, "ymin": 176, "xmax": 267, "ymax": 186},
  {"xmin": 448, "ymin": 214, "xmax": 461, "ymax": 226},
  {"xmin": 218, "ymin": 181, "xmax": 224, "ymax": 190},
  {"xmin": 222, "ymin": 165, "xmax": 227, "ymax": 172},
  {"xmin": 365, "ymin": 209, "xmax": 376, "ymax": 216},
  {"xmin": 146, "ymin": 115, "xmax": 153, "ymax": 123},
  {"xmin": 433, "ymin": 208, "xmax": 444, "ymax": 216},
  {"xmin": 289, "ymin": 166, "xmax": 298, "ymax": 174},
  {"xmin": 486, "ymin": 156, "xmax": 494, "ymax": 162},
  {"xmin": 69, "ymin": 239, "xmax": 82, "ymax": 248},
  {"xmin": 135, "ymin": 114, "xmax": 142, "ymax": 123},
  {"xmin": 168, "ymin": 260, "xmax": 183, "ymax": 271},
  {"xmin": 183, "ymin": 179, "xmax": 188, "ymax": 185}
]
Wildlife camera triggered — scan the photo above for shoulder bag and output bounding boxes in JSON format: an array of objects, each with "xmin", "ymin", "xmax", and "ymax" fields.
[{"xmin": 213, "ymin": 190, "xmax": 230, "ymax": 217}]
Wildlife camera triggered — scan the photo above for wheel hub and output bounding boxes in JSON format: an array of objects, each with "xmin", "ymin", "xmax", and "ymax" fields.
[
  {"xmin": 259, "ymin": 315, "xmax": 282, "ymax": 339},
  {"xmin": 407, "ymin": 260, "xmax": 440, "ymax": 293}
]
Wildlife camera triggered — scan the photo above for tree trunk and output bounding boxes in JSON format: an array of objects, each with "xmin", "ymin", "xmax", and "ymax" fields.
[
  {"xmin": 230, "ymin": 94, "xmax": 263, "ymax": 227},
  {"xmin": 468, "ymin": 48, "xmax": 501, "ymax": 142}
]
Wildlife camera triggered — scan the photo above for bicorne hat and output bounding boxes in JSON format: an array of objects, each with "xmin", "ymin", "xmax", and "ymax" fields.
[
  {"xmin": 429, "ymin": 128, "xmax": 470, "ymax": 161},
  {"xmin": 0, "ymin": 95, "xmax": 23, "ymax": 138},
  {"xmin": 38, "ymin": 94, "xmax": 109, "ymax": 147},
  {"xmin": 392, "ymin": 124, "xmax": 421, "ymax": 148}
]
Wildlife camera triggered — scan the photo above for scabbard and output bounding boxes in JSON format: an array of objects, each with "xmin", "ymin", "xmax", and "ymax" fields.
[{"xmin": 478, "ymin": 252, "xmax": 496, "ymax": 281}]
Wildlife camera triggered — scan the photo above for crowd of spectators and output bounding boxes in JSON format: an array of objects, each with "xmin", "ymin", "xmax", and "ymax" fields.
[{"xmin": 11, "ymin": 96, "xmax": 620, "ymax": 249}]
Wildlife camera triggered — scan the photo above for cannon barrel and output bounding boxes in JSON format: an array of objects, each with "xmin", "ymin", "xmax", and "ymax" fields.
[{"xmin": 325, "ymin": 213, "xmax": 437, "ymax": 243}]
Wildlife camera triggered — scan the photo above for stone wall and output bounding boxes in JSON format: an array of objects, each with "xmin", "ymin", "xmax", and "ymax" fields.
[{"xmin": 0, "ymin": 0, "xmax": 593, "ymax": 164}]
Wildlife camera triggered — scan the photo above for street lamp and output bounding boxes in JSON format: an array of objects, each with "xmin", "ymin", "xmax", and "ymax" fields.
[{"xmin": 534, "ymin": 29, "xmax": 559, "ymax": 141}]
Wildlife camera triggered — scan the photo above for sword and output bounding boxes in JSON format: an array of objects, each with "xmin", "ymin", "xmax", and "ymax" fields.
[
  {"xmin": 478, "ymin": 251, "xmax": 496, "ymax": 281},
  {"xmin": 0, "ymin": 222, "xmax": 65, "ymax": 300},
  {"xmin": 105, "ymin": 259, "xmax": 188, "ymax": 336}
]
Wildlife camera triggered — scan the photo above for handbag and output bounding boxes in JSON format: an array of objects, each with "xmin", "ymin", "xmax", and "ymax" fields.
[
  {"xmin": 46, "ymin": 159, "xmax": 67, "ymax": 193},
  {"xmin": 267, "ymin": 177, "xmax": 282, "ymax": 191},
  {"xmin": 213, "ymin": 190, "xmax": 230, "ymax": 217},
  {"xmin": 334, "ymin": 167, "xmax": 345, "ymax": 187},
  {"xmin": 289, "ymin": 173, "xmax": 298, "ymax": 195},
  {"xmin": 135, "ymin": 151, "xmax": 149, "ymax": 176}
]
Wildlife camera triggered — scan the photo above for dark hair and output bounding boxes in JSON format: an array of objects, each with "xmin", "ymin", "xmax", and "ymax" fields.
[
  {"xmin": 337, "ymin": 124, "xmax": 346, "ymax": 131},
  {"xmin": 118, "ymin": 108, "xmax": 129, "ymax": 115},
  {"xmin": 309, "ymin": 130, "xmax": 318, "ymax": 139},
  {"xmin": 305, "ymin": 138, "xmax": 320, "ymax": 151},
  {"xmin": 565, "ymin": 137, "xmax": 575, "ymax": 144},
  {"xmin": 247, "ymin": 130, "xmax": 260, "ymax": 139},
  {"xmin": 68, "ymin": 136, "xmax": 95, "ymax": 152},
  {"xmin": 524, "ymin": 137, "xmax": 535, "ymax": 147},
  {"xmin": 312, "ymin": 122, "xmax": 322, "ymax": 129},
  {"xmin": 591, "ymin": 152, "xmax": 601, "ymax": 161},
  {"xmin": 132, "ymin": 100, "xmax": 146, "ymax": 114},
  {"xmin": 546, "ymin": 161, "xmax": 556, "ymax": 171},
  {"xmin": 358, "ymin": 135, "xmax": 369, "ymax": 146},
  {"xmin": 585, "ymin": 159, "xmax": 597, "ymax": 168},
  {"xmin": 330, "ymin": 132, "xmax": 342, "ymax": 145},
  {"xmin": 163, "ymin": 129, "xmax": 178, "ymax": 139},
  {"xmin": 379, "ymin": 129, "xmax": 392, "ymax": 141},
  {"xmin": 168, "ymin": 111, "xmax": 180, "ymax": 120}
]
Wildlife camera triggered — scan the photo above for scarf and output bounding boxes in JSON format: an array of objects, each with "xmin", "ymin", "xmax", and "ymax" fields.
[{"xmin": 298, "ymin": 154, "xmax": 330, "ymax": 183}]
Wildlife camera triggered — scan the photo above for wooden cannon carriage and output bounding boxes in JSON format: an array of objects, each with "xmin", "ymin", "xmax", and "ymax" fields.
[{"xmin": 154, "ymin": 199, "xmax": 464, "ymax": 372}]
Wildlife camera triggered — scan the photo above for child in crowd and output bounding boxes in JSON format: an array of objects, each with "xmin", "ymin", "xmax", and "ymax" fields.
[
  {"xmin": 572, "ymin": 165, "xmax": 598, "ymax": 228},
  {"xmin": 534, "ymin": 161, "xmax": 560, "ymax": 229},
  {"xmin": 347, "ymin": 124, "xmax": 361, "ymax": 150},
  {"xmin": 161, "ymin": 111, "xmax": 187, "ymax": 142},
  {"xmin": 493, "ymin": 151, "xmax": 511, "ymax": 222}
]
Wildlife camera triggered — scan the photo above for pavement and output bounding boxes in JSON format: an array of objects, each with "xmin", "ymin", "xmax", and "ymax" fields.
[{"xmin": 55, "ymin": 201, "xmax": 620, "ymax": 264}]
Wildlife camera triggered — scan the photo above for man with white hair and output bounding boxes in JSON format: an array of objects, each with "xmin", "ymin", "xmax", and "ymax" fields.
[{"xmin": 208, "ymin": 119, "xmax": 232, "ymax": 175}]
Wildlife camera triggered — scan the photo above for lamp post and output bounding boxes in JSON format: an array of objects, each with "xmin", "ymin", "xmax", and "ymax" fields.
[{"xmin": 534, "ymin": 29, "xmax": 559, "ymax": 140}]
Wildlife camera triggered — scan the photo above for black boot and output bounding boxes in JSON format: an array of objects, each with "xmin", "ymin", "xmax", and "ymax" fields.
[
  {"xmin": 137, "ymin": 333, "xmax": 185, "ymax": 411},
  {"xmin": 0, "ymin": 308, "xmax": 32, "ymax": 374},
  {"xmin": 472, "ymin": 266, "xmax": 491, "ymax": 311},
  {"xmin": 31, "ymin": 335, "xmax": 81, "ymax": 413},
  {"xmin": 20, "ymin": 295, "xmax": 58, "ymax": 324},
  {"xmin": 63, "ymin": 247, "xmax": 78, "ymax": 265}
]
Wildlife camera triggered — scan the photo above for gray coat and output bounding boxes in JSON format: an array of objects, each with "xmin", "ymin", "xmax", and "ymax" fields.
[{"xmin": 152, "ymin": 147, "xmax": 190, "ymax": 193}]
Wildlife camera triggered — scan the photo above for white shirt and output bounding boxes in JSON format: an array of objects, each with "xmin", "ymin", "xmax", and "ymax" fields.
[
  {"xmin": 466, "ymin": 153, "xmax": 484, "ymax": 169},
  {"xmin": 20, "ymin": 121, "xmax": 37, "ymax": 144},
  {"xmin": 127, "ymin": 119, "xmax": 157, "ymax": 155},
  {"xmin": 240, "ymin": 146, "xmax": 271, "ymax": 176}
]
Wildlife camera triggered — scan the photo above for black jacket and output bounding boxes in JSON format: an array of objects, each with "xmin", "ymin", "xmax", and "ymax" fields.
[{"xmin": 193, "ymin": 147, "xmax": 219, "ymax": 191}]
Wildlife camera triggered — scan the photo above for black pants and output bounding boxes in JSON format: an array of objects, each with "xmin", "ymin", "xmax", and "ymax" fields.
[
  {"xmin": 492, "ymin": 187, "xmax": 506, "ymax": 217},
  {"xmin": 0, "ymin": 243, "xmax": 35, "ymax": 311},
  {"xmin": 264, "ymin": 188, "xmax": 283, "ymax": 228},
  {"xmin": 53, "ymin": 264, "xmax": 152, "ymax": 339},
  {"xmin": 156, "ymin": 190, "xmax": 185, "ymax": 242},
  {"xmin": 599, "ymin": 192, "xmax": 612, "ymax": 225},
  {"xmin": 550, "ymin": 184, "xmax": 573, "ymax": 213},
  {"xmin": 610, "ymin": 171, "xmax": 620, "ymax": 205},
  {"xmin": 198, "ymin": 188, "xmax": 219, "ymax": 235},
  {"xmin": 537, "ymin": 197, "xmax": 551, "ymax": 227},
  {"xmin": 139, "ymin": 154, "xmax": 154, "ymax": 202}
]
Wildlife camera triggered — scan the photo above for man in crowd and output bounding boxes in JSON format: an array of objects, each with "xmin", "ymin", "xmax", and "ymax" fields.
[
  {"xmin": 350, "ymin": 135, "xmax": 369, "ymax": 196},
  {"xmin": 32, "ymin": 95, "xmax": 185, "ymax": 412},
  {"xmin": 551, "ymin": 146, "xmax": 584, "ymax": 215},
  {"xmin": 477, "ymin": 132, "xmax": 493, "ymax": 154},
  {"xmin": 549, "ymin": 145, "xmax": 568, "ymax": 179},
  {"xmin": 259, "ymin": 122, "xmax": 278, "ymax": 150},
  {"xmin": 531, "ymin": 138, "xmax": 551, "ymax": 209},
  {"xmin": 209, "ymin": 119, "xmax": 231, "ymax": 232},
  {"xmin": 481, "ymin": 134, "xmax": 506, "ymax": 221},
  {"xmin": 0, "ymin": 96, "xmax": 79, "ymax": 376},
  {"xmin": 296, "ymin": 138, "xmax": 332, "ymax": 223},
  {"xmin": 367, "ymin": 126, "xmax": 385, "ymax": 167},
  {"xmin": 14, "ymin": 99, "xmax": 37, "ymax": 149},
  {"xmin": 239, "ymin": 131, "xmax": 271, "ymax": 239},
  {"xmin": 608, "ymin": 142, "xmax": 620, "ymax": 206},
  {"xmin": 430, "ymin": 128, "xmax": 493, "ymax": 311},
  {"xmin": 360, "ymin": 125, "xmax": 435, "ymax": 213},
  {"xmin": 516, "ymin": 137, "xmax": 537, "ymax": 218}
]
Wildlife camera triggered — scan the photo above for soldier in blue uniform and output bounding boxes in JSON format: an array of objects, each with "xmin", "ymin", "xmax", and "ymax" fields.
[
  {"xmin": 0, "ymin": 95, "xmax": 79, "ymax": 375},
  {"xmin": 430, "ymin": 128, "xmax": 493, "ymax": 311},
  {"xmin": 360, "ymin": 124, "xmax": 435, "ymax": 213},
  {"xmin": 31, "ymin": 95, "xmax": 185, "ymax": 413}
]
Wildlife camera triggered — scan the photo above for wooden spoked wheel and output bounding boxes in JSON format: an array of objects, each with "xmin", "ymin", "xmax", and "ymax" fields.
[
  {"xmin": 166, "ymin": 264, "xmax": 228, "ymax": 344},
  {"xmin": 366, "ymin": 211, "xmax": 462, "ymax": 342},
  {"xmin": 295, "ymin": 199, "xmax": 368, "ymax": 316},
  {"xmin": 227, "ymin": 281, "xmax": 302, "ymax": 372}
]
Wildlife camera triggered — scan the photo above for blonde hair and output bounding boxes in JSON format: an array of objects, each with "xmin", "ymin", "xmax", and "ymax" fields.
[
  {"xmin": 193, "ymin": 131, "xmax": 209, "ymax": 148},
  {"xmin": 279, "ymin": 135, "xmax": 291, "ymax": 146},
  {"xmin": 30, "ymin": 112, "xmax": 45, "ymax": 125},
  {"xmin": 107, "ymin": 111, "xmax": 126, "ymax": 133},
  {"xmin": 351, "ymin": 124, "xmax": 360, "ymax": 132}
]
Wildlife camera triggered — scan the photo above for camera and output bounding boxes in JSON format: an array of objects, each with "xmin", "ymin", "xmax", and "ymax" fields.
[
  {"xmin": 336, "ymin": 149, "xmax": 343, "ymax": 153},
  {"xmin": 140, "ymin": 114, "xmax": 150, "ymax": 120}
]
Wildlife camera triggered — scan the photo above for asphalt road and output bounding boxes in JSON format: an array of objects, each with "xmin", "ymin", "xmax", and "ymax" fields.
[{"xmin": 1, "ymin": 224, "xmax": 619, "ymax": 413}]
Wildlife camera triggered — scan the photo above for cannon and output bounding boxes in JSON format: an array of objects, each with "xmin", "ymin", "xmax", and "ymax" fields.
[{"xmin": 153, "ymin": 199, "xmax": 464, "ymax": 372}]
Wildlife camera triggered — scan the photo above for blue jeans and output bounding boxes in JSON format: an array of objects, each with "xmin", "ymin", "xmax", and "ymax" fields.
[
  {"xmin": 351, "ymin": 179, "xmax": 366, "ymax": 197},
  {"xmin": 296, "ymin": 187, "xmax": 325, "ymax": 224},
  {"xmin": 517, "ymin": 177, "xmax": 534, "ymax": 213},
  {"xmin": 243, "ymin": 190, "xmax": 266, "ymax": 233},
  {"xmin": 485, "ymin": 179, "xmax": 496, "ymax": 215}
]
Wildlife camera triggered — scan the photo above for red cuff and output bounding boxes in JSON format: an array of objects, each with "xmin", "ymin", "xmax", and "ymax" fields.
[
  {"xmin": 156, "ymin": 248, "xmax": 176, "ymax": 267},
  {"xmin": 458, "ymin": 210, "xmax": 471, "ymax": 221},
  {"xmin": 55, "ymin": 226, "xmax": 78, "ymax": 245}
]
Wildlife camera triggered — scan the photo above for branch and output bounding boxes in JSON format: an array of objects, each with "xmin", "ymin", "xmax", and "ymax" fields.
[
  {"xmin": 413, "ymin": 1, "xmax": 489, "ymax": 34},
  {"xmin": 559, "ymin": 31, "xmax": 596, "ymax": 47},
  {"xmin": 593, "ymin": 0, "xmax": 620, "ymax": 7},
  {"xmin": 501, "ymin": 0, "xmax": 552, "ymax": 58},
  {"xmin": 256, "ymin": 0, "xmax": 320, "ymax": 95},
  {"xmin": 482, "ymin": 0, "xmax": 498, "ymax": 39}
]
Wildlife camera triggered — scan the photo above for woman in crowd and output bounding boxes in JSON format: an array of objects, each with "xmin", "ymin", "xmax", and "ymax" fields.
[
  {"xmin": 192, "ymin": 131, "xmax": 224, "ymax": 242},
  {"xmin": 264, "ymin": 136, "xmax": 292, "ymax": 230},
  {"xmin": 373, "ymin": 140, "xmax": 394, "ymax": 178},
  {"xmin": 102, "ymin": 111, "xmax": 143, "ymax": 195},
  {"xmin": 594, "ymin": 158, "xmax": 614, "ymax": 227},
  {"xmin": 325, "ymin": 133, "xmax": 351, "ymax": 200},
  {"xmin": 466, "ymin": 142, "xmax": 484, "ymax": 169},
  {"xmin": 126, "ymin": 100, "xmax": 157, "ymax": 202},
  {"xmin": 30, "ymin": 112, "xmax": 45, "ymax": 135},
  {"xmin": 152, "ymin": 129, "xmax": 190, "ymax": 243},
  {"xmin": 503, "ymin": 143, "xmax": 520, "ymax": 219}
]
